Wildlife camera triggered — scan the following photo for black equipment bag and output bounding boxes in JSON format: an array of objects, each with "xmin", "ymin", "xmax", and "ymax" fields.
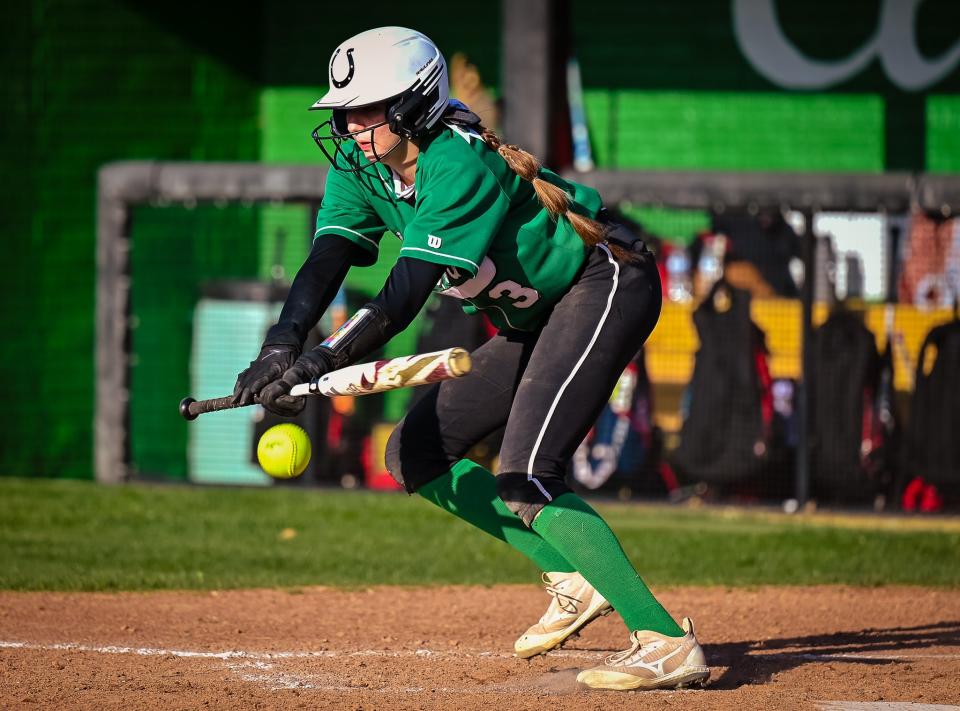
[
  {"xmin": 672, "ymin": 282, "xmax": 772, "ymax": 484},
  {"xmin": 809, "ymin": 309, "xmax": 895, "ymax": 501},
  {"xmin": 903, "ymin": 319, "xmax": 960, "ymax": 487}
]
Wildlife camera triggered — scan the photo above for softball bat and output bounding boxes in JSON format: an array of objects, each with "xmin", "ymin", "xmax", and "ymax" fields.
[{"xmin": 179, "ymin": 347, "xmax": 471, "ymax": 420}]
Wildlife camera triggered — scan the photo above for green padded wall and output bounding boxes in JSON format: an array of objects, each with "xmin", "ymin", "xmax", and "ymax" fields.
[
  {"xmin": 2, "ymin": 0, "xmax": 259, "ymax": 479},
  {"xmin": 258, "ymin": 88, "xmax": 326, "ymax": 283},
  {"xmin": 584, "ymin": 91, "xmax": 885, "ymax": 245},
  {"xmin": 584, "ymin": 91, "xmax": 884, "ymax": 172},
  {"xmin": 1, "ymin": 3, "xmax": 42, "ymax": 474},
  {"xmin": 927, "ymin": 96, "xmax": 960, "ymax": 173},
  {"xmin": 129, "ymin": 206, "xmax": 260, "ymax": 480}
]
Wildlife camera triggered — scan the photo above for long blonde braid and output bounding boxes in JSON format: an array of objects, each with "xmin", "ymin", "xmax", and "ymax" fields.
[{"xmin": 479, "ymin": 126, "xmax": 634, "ymax": 263}]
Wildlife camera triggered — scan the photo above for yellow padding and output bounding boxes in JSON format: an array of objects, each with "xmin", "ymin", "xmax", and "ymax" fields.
[{"xmin": 646, "ymin": 300, "xmax": 955, "ymax": 391}]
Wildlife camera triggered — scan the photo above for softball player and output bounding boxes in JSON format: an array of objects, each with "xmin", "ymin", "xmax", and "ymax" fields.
[{"xmin": 233, "ymin": 26, "xmax": 709, "ymax": 691}]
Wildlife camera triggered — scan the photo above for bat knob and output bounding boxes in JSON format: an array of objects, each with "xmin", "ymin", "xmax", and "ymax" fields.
[{"xmin": 179, "ymin": 397, "xmax": 198, "ymax": 421}]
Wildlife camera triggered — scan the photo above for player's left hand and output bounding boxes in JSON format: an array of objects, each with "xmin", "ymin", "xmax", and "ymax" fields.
[{"xmin": 258, "ymin": 349, "xmax": 334, "ymax": 417}]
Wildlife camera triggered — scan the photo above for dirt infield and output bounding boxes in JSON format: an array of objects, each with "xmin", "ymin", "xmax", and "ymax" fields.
[{"xmin": 1, "ymin": 585, "xmax": 958, "ymax": 710}]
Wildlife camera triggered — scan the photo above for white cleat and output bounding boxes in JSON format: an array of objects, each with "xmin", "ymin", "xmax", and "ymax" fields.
[
  {"xmin": 576, "ymin": 617, "xmax": 710, "ymax": 691},
  {"xmin": 514, "ymin": 571, "xmax": 612, "ymax": 659}
]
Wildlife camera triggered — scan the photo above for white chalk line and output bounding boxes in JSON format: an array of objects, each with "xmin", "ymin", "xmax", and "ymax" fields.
[
  {"xmin": 795, "ymin": 652, "xmax": 960, "ymax": 661},
  {"xmin": 3, "ymin": 640, "xmax": 960, "ymax": 663},
  {"xmin": 0, "ymin": 641, "xmax": 592, "ymax": 695},
  {"xmin": 3, "ymin": 640, "xmax": 959, "ymax": 696},
  {"xmin": 225, "ymin": 663, "xmax": 522, "ymax": 695},
  {"xmin": 0, "ymin": 640, "xmax": 577, "ymax": 695},
  {"xmin": 0, "ymin": 639, "xmax": 597, "ymax": 661}
]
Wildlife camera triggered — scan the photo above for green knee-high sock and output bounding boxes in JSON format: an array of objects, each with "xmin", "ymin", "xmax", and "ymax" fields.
[
  {"xmin": 417, "ymin": 460, "xmax": 574, "ymax": 574},
  {"xmin": 532, "ymin": 492, "xmax": 684, "ymax": 637}
]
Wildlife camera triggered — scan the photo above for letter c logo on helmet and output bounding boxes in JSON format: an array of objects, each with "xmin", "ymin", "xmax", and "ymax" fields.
[{"xmin": 330, "ymin": 48, "xmax": 355, "ymax": 89}]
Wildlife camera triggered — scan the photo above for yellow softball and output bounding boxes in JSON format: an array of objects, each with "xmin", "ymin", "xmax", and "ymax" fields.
[{"xmin": 256, "ymin": 424, "xmax": 311, "ymax": 479}]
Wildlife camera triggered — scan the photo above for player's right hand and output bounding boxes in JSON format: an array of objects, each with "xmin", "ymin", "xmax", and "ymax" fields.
[
  {"xmin": 257, "ymin": 376, "xmax": 307, "ymax": 418},
  {"xmin": 231, "ymin": 344, "xmax": 300, "ymax": 406},
  {"xmin": 256, "ymin": 348, "xmax": 332, "ymax": 417}
]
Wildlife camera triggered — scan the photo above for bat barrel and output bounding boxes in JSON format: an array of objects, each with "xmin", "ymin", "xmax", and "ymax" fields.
[{"xmin": 448, "ymin": 347, "xmax": 471, "ymax": 376}]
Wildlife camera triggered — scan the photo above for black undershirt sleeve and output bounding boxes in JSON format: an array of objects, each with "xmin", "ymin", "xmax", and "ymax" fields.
[
  {"xmin": 371, "ymin": 257, "xmax": 448, "ymax": 337},
  {"xmin": 264, "ymin": 235, "xmax": 368, "ymax": 348},
  {"xmin": 307, "ymin": 257, "xmax": 448, "ymax": 371}
]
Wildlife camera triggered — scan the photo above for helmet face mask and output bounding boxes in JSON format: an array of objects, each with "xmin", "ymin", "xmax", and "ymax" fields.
[
  {"xmin": 310, "ymin": 27, "xmax": 448, "ymax": 173},
  {"xmin": 311, "ymin": 108, "xmax": 404, "ymax": 176}
]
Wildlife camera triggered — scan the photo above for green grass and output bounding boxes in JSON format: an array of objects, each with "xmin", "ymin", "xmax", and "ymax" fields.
[{"xmin": 1, "ymin": 478, "xmax": 958, "ymax": 591}]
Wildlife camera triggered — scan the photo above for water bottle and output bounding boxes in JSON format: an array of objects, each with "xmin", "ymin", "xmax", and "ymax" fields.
[{"xmin": 666, "ymin": 248, "xmax": 693, "ymax": 303}]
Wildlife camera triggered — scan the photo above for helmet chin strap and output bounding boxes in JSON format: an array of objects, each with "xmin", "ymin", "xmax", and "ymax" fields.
[
  {"xmin": 355, "ymin": 126, "xmax": 409, "ymax": 202},
  {"xmin": 368, "ymin": 129, "xmax": 405, "ymax": 165}
]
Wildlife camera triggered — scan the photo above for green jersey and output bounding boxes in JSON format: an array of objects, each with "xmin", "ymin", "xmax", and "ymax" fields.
[{"xmin": 314, "ymin": 123, "xmax": 603, "ymax": 331}]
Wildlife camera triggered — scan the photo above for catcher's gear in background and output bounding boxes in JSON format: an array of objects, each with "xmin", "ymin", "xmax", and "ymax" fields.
[
  {"xmin": 572, "ymin": 348, "xmax": 660, "ymax": 493},
  {"xmin": 311, "ymin": 26, "xmax": 449, "ymax": 171}
]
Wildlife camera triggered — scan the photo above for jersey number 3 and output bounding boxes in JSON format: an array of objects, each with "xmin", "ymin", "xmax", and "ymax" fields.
[
  {"xmin": 488, "ymin": 280, "xmax": 539, "ymax": 308},
  {"xmin": 440, "ymin": 258, "xmax": 541, "ymax": 308}
]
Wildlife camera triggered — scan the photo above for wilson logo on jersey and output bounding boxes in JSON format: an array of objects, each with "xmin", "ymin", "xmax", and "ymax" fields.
[{"xmin": 427, "ymin": 234, "xmax": 442, "ymax": 248}]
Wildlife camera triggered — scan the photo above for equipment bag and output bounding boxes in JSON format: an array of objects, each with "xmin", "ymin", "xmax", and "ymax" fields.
[
  {"xmin": 903, "ymin": 319, "xmax": 960, "ymax": 488},
  {"xmin": 672, "ymin": 281, "xmax": 773, "ymax": 484},
  {"xmin": 809, "ymin": 309, "xmax": 895, "ymax": 501}
]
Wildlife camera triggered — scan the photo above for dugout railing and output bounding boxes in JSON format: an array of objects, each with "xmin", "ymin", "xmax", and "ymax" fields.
[{"xmin": 96, "ymin": 162, "xmax": 960, "ymax": 507}]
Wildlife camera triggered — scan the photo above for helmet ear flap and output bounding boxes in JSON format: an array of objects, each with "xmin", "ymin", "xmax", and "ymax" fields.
[
  {"xmin": 387, "ymin": 95, "xmax": 419, "ymax": 139},
  {"xmin": 332, "ymin": 109, "xmax": 349, "ymax": 136},
  {"xmin": 388, "ymin": 83, "xmax": 443, "ymax": 139}
]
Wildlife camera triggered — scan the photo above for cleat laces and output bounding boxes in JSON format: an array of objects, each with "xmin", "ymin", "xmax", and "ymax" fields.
[
  {"xmin": 541, "ymin": 572, "xmax": 583, "ymax": 617},
  {"xmin": 605, "ymin": 632, "xmax": 659, "ymax": 666}
]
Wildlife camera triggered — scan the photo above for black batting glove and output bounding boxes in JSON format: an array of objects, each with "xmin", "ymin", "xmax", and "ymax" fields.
[
  {"xmin": 231, "ymin": 340, "xmax": 300, "ymax": 407},
  {"xmin": 258, "ymin": 348, "xmax": 335, "ymax": 417}
]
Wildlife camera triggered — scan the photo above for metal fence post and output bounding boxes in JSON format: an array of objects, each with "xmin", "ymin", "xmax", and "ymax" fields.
[
  {"xmin": 501, "ymin": 0, "xmax": 553, "ymax": 159},
  {"xmin": 795, "ymin": 210, "xmax": 816, "ymax": 506}
]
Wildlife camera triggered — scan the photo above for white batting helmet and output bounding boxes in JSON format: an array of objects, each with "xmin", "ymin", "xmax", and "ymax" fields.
[{"xmin": 311, "ymin": 27, "xmax": 449, "ymax": 143}]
